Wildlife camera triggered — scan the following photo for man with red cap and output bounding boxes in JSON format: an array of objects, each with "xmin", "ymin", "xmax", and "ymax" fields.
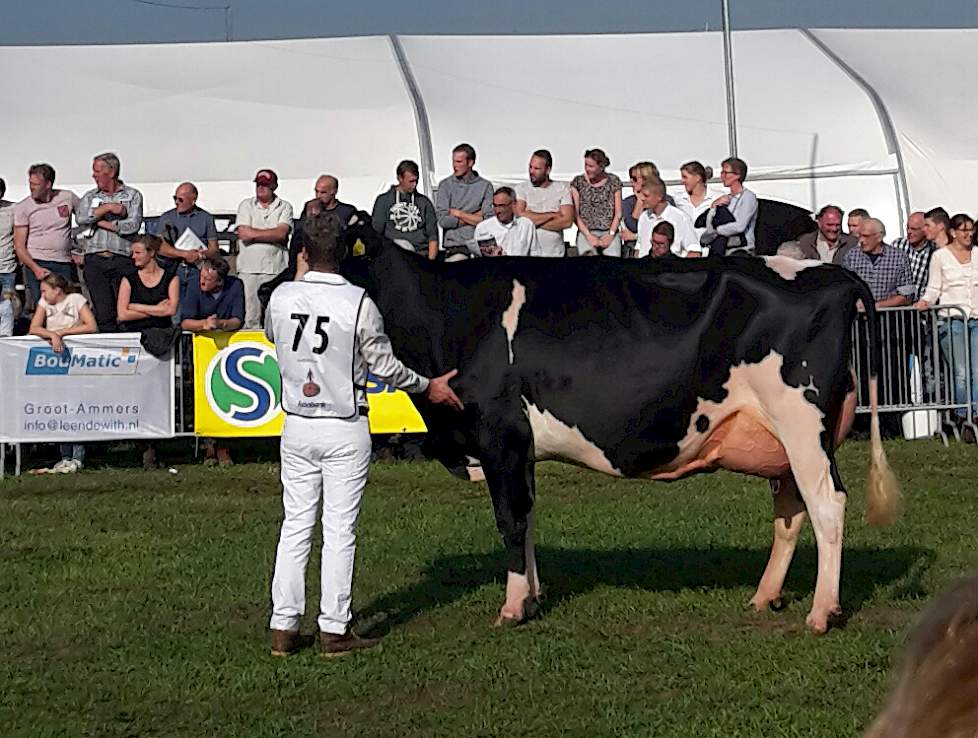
[{"xmin": 234, "ymin": 169, "xmax": 294, "ymax": 328}]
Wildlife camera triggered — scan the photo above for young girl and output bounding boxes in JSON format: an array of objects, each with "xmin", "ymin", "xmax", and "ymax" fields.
[{"xmin": 29, "ymin": 274, "xmax": 97, "ymax": 473}]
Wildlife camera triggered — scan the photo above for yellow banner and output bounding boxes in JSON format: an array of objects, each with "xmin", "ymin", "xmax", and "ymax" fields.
[{"xmin": 192, "ymin": 331, "xmax": 427, "ymax": 437}]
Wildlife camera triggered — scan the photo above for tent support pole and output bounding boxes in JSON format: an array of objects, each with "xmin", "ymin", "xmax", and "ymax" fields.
[
  {"xmin": 389, "ymin": 35, "xmax": 436, "ymax": 196},
  {"xmin": 721, "ymin": 0, "xmax": 738, "ymax": 157},
  {"xmin": 799, "ymin": 29, "xmax": 912, "ymax": 222}
]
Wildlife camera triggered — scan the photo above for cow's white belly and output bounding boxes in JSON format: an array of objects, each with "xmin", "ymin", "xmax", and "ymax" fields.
[{"xmin": 523, "ymin": 399, "xmax": 623, "ymax": 476}]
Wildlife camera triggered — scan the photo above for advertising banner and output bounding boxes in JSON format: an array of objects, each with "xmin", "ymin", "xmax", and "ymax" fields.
[
  {"xmin": 192, "ymin": 331, "xmax": 427, "ymax": 437},
  {"xmin": 0, "ymin": 334, "xmax": 174, "ymax": 442}
]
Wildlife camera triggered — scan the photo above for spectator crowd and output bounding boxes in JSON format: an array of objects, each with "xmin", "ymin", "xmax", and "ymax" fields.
[{"xmin": 2, "ymin": 144, "xmax": 977, "ymax": 469}]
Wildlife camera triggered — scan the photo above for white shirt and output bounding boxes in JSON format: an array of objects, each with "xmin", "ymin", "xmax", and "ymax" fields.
[
  {"xmin": 636, "ymin": 204, "xmax": 700, "ymax": 258},
  {"xmin": 514, "ymin": 180, "xmax": 572, "ymax": 257},
  {"xmin": 265, "ymin": 271, "xmax": 429, "ymax": 415},
  {"xmin": 39, "ymin": 293, "xmax": 89, "ymax": 332},
  {"xmin": 472, "ymin": 215, "xmax": 539, "ymax": 256},
  {"xmin": 921, "ymin": 247, "xmax": 978, "ymax": 318},
  {"xmin": 673, "ymin": 187, "xmax": 725, "ymax": 237},
  {"xmin": 235, "ymin": 196, "xmax": 294, "ymax": 274}
]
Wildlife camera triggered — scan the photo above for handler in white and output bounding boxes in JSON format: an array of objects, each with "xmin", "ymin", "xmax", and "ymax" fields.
[{"xmin": 265, "ymin": 211, "xmax": 463, "ymax": 657}]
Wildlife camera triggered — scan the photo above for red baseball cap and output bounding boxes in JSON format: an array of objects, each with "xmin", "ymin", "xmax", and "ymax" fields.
[{"xmin": 254, "ymin": 169, "xmax": 278, "ymax": 188}]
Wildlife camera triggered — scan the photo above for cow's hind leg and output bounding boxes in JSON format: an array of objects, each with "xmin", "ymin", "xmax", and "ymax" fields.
[
  {"xmin": 477, "ymin": 412, "xmax": 539, "ymax": 626},
  {"xmin": 750, "ymin": 475, "xmax": 807, "ymax": 612},
  {"xmin": 762, "ymin": 392, "xmax": 847, "ymax": 634}
]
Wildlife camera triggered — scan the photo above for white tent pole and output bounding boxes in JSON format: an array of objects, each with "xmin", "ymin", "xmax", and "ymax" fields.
[
  {"xmin": 799, "ymin": 29, "xmax": 911, "ymax": 223},
  {"xmin": 388, "ymin": 35, "xmax": 436, "ymax": 196},
  {"xmin": 721, "ymin": 0, "xmax": 738, "ymax": 157}
]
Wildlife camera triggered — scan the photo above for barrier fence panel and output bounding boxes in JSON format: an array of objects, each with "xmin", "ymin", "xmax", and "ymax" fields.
[{"xmin": 851, "ymin": 305, "xmax": 974, "ymax": 439}]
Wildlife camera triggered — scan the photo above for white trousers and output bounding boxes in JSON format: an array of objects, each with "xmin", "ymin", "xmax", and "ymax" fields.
[
  {"xmin": 238, "ymin": 271, "xmax": 276, "ymax": 329},
  {"xmin": 269, "ymin": 413, "xmax": 371, "ymax": 634}
]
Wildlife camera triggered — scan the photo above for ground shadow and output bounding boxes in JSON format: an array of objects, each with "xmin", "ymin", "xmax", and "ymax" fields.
[{"xmin": 359, "ymin": 544, "xmax": 933, "ymax": 634}]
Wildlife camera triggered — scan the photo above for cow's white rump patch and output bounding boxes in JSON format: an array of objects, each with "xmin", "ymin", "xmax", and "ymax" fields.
[
  {"xmin": 501, "ymin": 280, "xmax": 526, "ymax": 364},
  {"xmin": 761, "ymin": 255, "xmax": 822, "ymax": 281},
  {"xmin": 523, "ymin": 399, "xmax": 622, "ymax": 476}
]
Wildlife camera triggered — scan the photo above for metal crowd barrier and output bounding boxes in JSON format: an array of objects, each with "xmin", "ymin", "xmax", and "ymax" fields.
[{"xmin": 851, "ymin": 304, "xmax": 976, "ymax": 442}]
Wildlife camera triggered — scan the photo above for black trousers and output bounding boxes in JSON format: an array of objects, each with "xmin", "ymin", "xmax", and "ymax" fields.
[{"xmin": 83, "ymin": 252, "xmax": 136, "ymax": 332}]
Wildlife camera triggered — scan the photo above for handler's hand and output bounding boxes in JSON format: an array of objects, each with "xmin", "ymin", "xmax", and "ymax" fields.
[{"xmin": 427, "ymin": 369, "xmax": 464, "ymax": 411}]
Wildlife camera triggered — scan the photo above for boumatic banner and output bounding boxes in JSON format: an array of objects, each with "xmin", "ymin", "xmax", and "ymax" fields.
[
  {"xmin": 192, "ymin": 331, "xmax": 427, "ymax": 437},
  {"xmin": 0, "ymin": 334, "xmax": 174, "ymax": 442}
]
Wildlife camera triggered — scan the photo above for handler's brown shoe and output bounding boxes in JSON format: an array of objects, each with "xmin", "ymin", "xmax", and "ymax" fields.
[
  {"xmin": 319, "ymin": 630, "xmax": 380, "ymax": 658},
  {"xmin": 270, "ymin": 629, "xmax": 301, "ymax": 657}
]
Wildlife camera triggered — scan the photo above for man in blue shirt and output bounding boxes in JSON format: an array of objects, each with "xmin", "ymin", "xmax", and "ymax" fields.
[
  {"xmin": 181, "ymin": 257, "xmax": 244, "ymax": 465},
  {"xmin": 180, "ymin": 257, "xmax": 244, "ymax": 332}
]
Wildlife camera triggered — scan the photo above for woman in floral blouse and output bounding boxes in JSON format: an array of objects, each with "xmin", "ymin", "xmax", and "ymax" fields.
[{"xmin": 571, "ymin": 149, "xmax": 623, "ymax": 257}]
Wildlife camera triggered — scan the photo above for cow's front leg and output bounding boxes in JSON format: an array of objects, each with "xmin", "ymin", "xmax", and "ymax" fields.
[{"xmin": 478, "ymin": 414, "xmax": 539, "ymax": 626}]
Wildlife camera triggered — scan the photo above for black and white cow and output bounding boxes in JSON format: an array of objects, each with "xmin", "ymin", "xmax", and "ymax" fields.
[{"xmin": 340, "ymin": 222, "xmax": 902, "ymax": 634}]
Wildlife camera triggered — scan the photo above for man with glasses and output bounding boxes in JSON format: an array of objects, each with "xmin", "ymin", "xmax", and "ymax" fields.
[
  {"xmin": 842, "ymin": 218, "xmax": 913, "ymax": 308},
  {"xmin": 157, "ymin": 182, "xmax": 219, "ymax": 305}
]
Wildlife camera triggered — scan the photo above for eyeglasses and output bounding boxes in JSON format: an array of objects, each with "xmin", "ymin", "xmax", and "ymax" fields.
[
  {"xmin": 314, "ymin": 189, "xmax": 332, "ymax": 196},
  {"xmin": 173, "ymin": 196, "xmax": 187, "ymax": 203}
]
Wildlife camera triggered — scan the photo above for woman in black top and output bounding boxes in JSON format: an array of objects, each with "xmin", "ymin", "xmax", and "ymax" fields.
[{"xmin": 117, "ymin": 234, "xmax": 179, "ymax": 331}]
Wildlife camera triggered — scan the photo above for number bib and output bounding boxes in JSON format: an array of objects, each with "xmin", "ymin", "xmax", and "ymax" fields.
[{"xmin": 268, "ymin": 278, "xmax": 365, "ymax": 419}]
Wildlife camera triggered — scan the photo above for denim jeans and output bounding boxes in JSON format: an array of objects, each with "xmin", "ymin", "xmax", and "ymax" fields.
[
  {"xmin": 938, "ymin": 318, "xmax": 978, "ymax": 417},
  {"xmin": 59, "ymin": 444, "xmax": 85, "ymax": 463},
  {"xmin": 23, "ymin": 260, "xmax": 77, "ymax": 302},
  {"xmin": 0, "ymin": 271, "xmax": 15, "ymax": 292}
]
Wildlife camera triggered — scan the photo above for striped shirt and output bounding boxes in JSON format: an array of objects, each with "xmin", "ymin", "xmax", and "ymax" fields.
[
  {"xmin": 890, "ymin": 237, "xmax": 935, "ymax": 301},
  {"xmin": 75, "ymin": 184, "xmax": 144, "ymax": 257}
]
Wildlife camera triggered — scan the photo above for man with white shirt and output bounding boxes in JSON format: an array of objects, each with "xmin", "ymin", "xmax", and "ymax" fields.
[
  {"xmin": 635, "ymin": 178, "xmax": 699, "ymax": 259},
  {"xmin": 472, "ymin": 187, "xmax": 539, "ymax": 257},
  {"xmin": 265, "ymin": 210, "xmax": 463, "ymax": 657},
  {"xmin": 235, "ymin": 169, "xmax": 294, "ymax": 328},
  {"xmin": 514, "ymin": 150, "xmax": 574, "ymax": 257}
]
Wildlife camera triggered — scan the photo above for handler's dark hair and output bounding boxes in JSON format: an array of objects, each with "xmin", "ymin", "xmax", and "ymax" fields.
[
  {"xmin": 532, "ymin": 149, "xmax": 553, "ymax": 169},
  {"xmin": 452, "ymin": 143, "xmax": 477, "ymax": 163},
  {"xmin": 301, "ymin": 210, "xmax": 343, "ymax": 269}
]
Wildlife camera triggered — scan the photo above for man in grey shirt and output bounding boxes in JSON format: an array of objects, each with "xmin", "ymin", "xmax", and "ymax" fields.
[
  {"xmin": 435, "ymin": 143, "xmax": 493, "ymax": 261},
  {"xmin": 75, "ymin": 152, "xmax": 143, "ymax": 331}
]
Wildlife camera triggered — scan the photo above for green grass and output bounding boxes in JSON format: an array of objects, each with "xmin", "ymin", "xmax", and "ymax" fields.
[{"xmin": 2, "ymin": 440, "xmax": 977, "ymax": 737}]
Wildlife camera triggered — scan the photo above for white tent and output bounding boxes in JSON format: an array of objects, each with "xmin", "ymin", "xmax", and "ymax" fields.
[{"xmin": 1, "ymin": 30, "xmax": 973, "ymax": 236}]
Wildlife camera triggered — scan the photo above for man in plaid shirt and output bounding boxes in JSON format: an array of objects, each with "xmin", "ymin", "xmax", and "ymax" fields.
[
  {"xmin": 842, "ymin": 218, "xmax": 913, "ymax": 307},
  {"xmin": 890, "ymin": 211, "xmax": 935, "ymax": 301}
]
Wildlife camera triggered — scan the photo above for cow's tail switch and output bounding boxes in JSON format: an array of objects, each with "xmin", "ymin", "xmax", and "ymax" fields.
[{"xmin": 860, "ymin": 281, "xmax": 903, "ymax": 527}]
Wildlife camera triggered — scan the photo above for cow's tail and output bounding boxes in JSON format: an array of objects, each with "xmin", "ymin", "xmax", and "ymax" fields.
[{"xmin": 851, "ymin": 275, "xmax": 903, "ymax": 527}]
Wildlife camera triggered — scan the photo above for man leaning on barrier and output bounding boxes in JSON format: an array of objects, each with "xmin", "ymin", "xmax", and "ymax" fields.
[{"xmin": 180, "ymin": 257, "xmax": 244, "ymax": 466}]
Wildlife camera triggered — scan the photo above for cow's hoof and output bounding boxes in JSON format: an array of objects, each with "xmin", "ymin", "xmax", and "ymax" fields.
[
  {"xmin": 493, "ymin": 613, "xmax": 522, "ymax": 628},
  {"xmin": 493, "ymin": 598, "xmax": 541, "ymax": 628},
  {"xmin": 806, "ymin": 607, "xmax": 844, "ymax": 634},
  {"xmin": 749, "ymin": 593, "xmax": 781, "ymax": 613}
]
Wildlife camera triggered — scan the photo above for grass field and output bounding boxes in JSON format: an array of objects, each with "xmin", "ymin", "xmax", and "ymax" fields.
[{"xmin": 2, "ymin": 439, "xmax": 977, "ymax": 737}]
